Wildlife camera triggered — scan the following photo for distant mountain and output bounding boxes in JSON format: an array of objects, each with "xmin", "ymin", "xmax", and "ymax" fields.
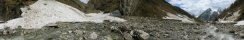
[
  {"xmin": 198, "ymin": 8, "xmax": 213, "ymax": 22},
  {"xmin": 217, "ymin": 0, "xmax": 244, "ymax": 23},
  {"xmin": 198, "ymin": 8, "xmax": 219, "ymax": 22},
  {"xmin": 89, "ymin": 0, "xmax": 202, "ymax": 23}
]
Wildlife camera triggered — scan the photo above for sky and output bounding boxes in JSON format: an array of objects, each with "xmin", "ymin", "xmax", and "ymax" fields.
[
  {"xmin": 166, "ymin": 0, "xmax": 236, "ymax": 16},
  {"xmin": 79, "ymin": 0, "xmax": 89, "ymax": 4}
]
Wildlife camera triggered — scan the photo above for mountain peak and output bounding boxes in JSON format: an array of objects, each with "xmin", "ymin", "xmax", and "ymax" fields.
[{"xmin": 198, "ymin": 8, "xmax": 220, "ymax": 22}]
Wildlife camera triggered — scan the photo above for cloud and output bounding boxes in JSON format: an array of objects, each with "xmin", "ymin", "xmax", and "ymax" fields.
[
  {"xmin": 166, "ymin": 0, "xmax": 235, "ymax": 16},
  {"xmin": 80, "ymin": 0, "xmax": 89, "ymax": 4}
]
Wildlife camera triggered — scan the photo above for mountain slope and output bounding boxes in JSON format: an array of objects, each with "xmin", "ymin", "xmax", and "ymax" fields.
[
  {"xmin": 217, "ymin": 0, "xmax": 244, "ymax": 23},
  {"xmin": 0, "ymin": 0, "xmax": 126, "ymax": 29},
  {"xmin": 90, "ymin": 0, "xmax": 202, "ymax": 23},
  {"xmin": 198, "ymin": 9, "xmax": 213, "ymax": 22},
  {"xmin": 0, "ymin": 0, "xmax": 99, "ymax": 22},
  {"xmin": 0, "ymin": 0, "xmax": 202, "ymax": 23}
]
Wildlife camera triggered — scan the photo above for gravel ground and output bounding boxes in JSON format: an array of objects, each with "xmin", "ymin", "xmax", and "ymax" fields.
[{"xmin": 0, "ymin": 16, "xmax": 243, "ymax": 40}]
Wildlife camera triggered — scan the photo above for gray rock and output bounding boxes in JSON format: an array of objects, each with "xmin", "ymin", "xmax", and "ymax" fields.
[
  {"xmin": 89, "ymin": 32, "xmax": 98, "ymax": 39},
  {"xmin": 110, "ymin": 10, "xmax": 122, "ymax": 17},
  {"xmin": 123, "ymin": 33, "xmax": 133, "ymax": 40},
  {"xmin": 74, "ymin": 30, "xmax": 84, "ymax": 35},
  {"xmin": 130, "ymin": 30, "xmax": 150, "ymax": 40}
]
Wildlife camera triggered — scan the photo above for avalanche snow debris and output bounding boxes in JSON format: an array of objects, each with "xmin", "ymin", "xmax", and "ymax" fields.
[
  {"xmin": 218, "ymin": 10, "xmax": 241, "ymax": 23},
  {"xmin": 162, "ymin": 12, "xmax": 195, "ymax": 23},
  {"xmin": 235, "ymin": 21, "xmax": 244, "ymax": 25},
  {"xmin": 0, "ymin": 0, "xmax": 126, "ymax": 29}
]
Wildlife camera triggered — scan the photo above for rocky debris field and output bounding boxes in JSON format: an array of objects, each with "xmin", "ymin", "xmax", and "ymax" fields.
[{"xmin": 0, "ymin": 16, "xmax": 243, "ymax": 40}]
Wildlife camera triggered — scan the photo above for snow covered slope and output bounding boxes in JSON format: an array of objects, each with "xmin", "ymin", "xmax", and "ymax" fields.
[
  {"xmin": 218, "ymin": 10, "xmax": 241, "ymax": 23},
  {"xmin": 217, "ymin": 0, "xmax": 244, "ymax": 23},
  {"xmin": 235, "ymin": 21, "xmax": 244, "ymax": 25},
  {"xmin": 0, "ymin": 0, "xmax": 125, "ymax": 29},
  {"xmin": 162, "ymin": 12, "xmax": 195, "ymax": 23}
]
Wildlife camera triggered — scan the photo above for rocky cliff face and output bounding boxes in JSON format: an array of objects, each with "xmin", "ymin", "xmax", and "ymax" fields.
[{"xmin": 217, "ymin": 0, "xmax": 244, "ymax": 22}]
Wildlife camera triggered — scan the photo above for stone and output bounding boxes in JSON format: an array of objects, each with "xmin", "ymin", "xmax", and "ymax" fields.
[
  {"xmin": 68, "ymin": 31, "xmax": 73, "ymax": 33},
  {"xmin": 123, "ymin": 33, "xmax": 133, "ymax": 40},
  {"xmin": 137, "ymin": 30, "xmax": 150, "ymax": 39},
  {"xmin": 89, "ymin": 32, "xmax": 98, "ymax": 39},
  {"xmin": 74, "ymin": 30, "xmax": 84, "ymax": 35},
  {"xmin": 237, "ymin": 32, "xmax": 244, "ymax": 38},
  {"xmin": 130, "ymin": 30, "xmax": 150, "ymax": 40},
  {"xmin": 110, "ymin": 10, "xmax": 122, "ymax": 17},
  {"xmin": 105, "ymin": 36, "xmax": 113, "ymax": 40}
]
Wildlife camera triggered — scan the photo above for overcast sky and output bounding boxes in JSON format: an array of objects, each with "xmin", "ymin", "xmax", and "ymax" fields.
[
  {"xmin": 79, "ymin": 0, "xmax": 89, "ymax": 4},
  {"xmin": 166, "ymin": 0, "xmax": 235, "ymax": 16}
]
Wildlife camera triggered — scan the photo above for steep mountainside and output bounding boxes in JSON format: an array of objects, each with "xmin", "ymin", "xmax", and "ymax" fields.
[
  {"xmin": 217, "ymin": 0, "xmax": 244, "ymax": 23},
  {"xmin": 90, "ymin": 0, "xmax": 202, "ymax": 23}
]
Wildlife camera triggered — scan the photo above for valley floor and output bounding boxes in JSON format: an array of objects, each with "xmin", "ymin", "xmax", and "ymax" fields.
[{"xmin": 0, "ymin": 16, "xmax": 243, "ymax": 40}]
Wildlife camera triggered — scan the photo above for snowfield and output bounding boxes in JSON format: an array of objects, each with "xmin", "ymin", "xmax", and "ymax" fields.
[
  {"xmin": 235, "ymin": 21, "xmax": 244, "ymax": 25},
  {"xmin": 201, "ymin": 25, "xmax": 235, "ymax": 40},
  {"xmin": 218, "ymin": 10, "xmax": 241, "ymax": 23},
  {"xmin": 0, "ymin": 0, "xmax": 126, "ymax": 29},
  {"xmin": 162, "ymin": 12, "xmax": 195, "ymax": 23}
]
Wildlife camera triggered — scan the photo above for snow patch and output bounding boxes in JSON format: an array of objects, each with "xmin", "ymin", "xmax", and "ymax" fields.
[
  {"xmin": 162, "ymin": 12, "xmax": 195, "ymax": 23},
  {"xmin": 201, "ymin": 25, "xmax": 235, "ymax": 40},
  {"xmin": 235, "ymin": 21, "xmax": 244, "ymax": 25},
  {"xmin": 0, "ymin": 0, "xmax": 125, "ymax": 29}
]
